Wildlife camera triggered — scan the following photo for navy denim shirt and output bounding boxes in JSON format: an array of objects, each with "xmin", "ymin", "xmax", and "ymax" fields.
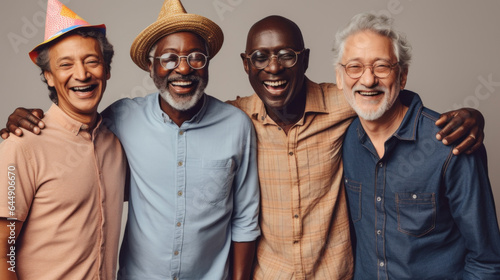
[{"xmin": 343, "ymin": 91, "xmax": 500, "ymax": 279}]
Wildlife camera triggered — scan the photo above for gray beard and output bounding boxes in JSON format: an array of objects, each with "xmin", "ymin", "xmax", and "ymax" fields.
[
  {"xmin": 159, "ymin": 88, "xmax": 205, "ymax": 111},
  {"xmin": 151, "ymin": 69, "xmax": 207, "ymax": 111}
]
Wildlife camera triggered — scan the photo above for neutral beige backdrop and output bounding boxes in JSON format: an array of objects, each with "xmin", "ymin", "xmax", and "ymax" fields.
[{"xmin": 1, "ymin": 0, "xmax": 499, "ymax": 230}]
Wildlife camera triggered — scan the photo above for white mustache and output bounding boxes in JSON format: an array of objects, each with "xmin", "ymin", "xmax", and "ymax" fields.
[{"xmin": 351, "ymin": 85, "xmax": 388, "ymax": 94}]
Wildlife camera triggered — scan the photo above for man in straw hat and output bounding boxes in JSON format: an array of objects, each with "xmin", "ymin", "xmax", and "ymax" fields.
[
  {"xmin": 229, "ymin": 15, "xmax": 485, "ymax": 279},
  {"xmin": 0, "ymin": 0, "xmax": 126, "ymax": 279},
  {"xmin": 109, "ymin": 0, "xmax": 260, "ymax": 279}
]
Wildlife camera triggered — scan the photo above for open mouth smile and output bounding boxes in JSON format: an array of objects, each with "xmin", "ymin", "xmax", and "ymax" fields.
[
  {"xmin": 263, "ymin": 80, "xmax": 288, "ymax": 94},
  {"xmin": 70, "ymin": 85, "xmax": 98, "ymax": 92}
]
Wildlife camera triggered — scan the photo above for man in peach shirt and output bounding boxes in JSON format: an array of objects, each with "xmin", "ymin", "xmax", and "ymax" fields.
[{"xmin": 0, "ymin": 1, "xmax": 126, "ymax": 279}]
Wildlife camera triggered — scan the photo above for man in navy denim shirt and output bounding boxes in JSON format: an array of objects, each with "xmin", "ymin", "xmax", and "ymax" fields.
[{"xmin": 334, "ymin": 12, "xmax": 500, "ymax": 279}]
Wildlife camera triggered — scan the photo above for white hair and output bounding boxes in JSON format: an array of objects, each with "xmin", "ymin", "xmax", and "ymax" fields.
[{"xmin": 332, "ymin": 12, "xmax": 412, "ymax": 71}]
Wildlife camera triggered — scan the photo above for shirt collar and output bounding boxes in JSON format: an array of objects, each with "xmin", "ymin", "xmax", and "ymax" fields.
[
  {"xmin": 47, "ymin": 103, "xmax": 102, "ymax": 136},
  {"xmin": 250, "ymin": 77, "xmax": 329, "ymax": 124},
  {"xmin": 393, "ymin": 90, "xmax": 423, "ymax": 141},
  {"xmin": 355, "ymin": 90, "xmax": 423, "ymax": 143}
]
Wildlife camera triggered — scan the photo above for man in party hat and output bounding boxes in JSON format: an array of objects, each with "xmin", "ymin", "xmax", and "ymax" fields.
[{"xmin": 0, "ymin": 0, "xmax": 126, "ymax": 279}]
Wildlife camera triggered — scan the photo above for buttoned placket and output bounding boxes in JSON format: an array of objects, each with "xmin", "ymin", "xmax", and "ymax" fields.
[
  {"xmin": 375, "ymin": 160, "xmax": 387, "ymax": 279},
  {"xmin": 286, "ymin": 125, "xmax": 305, "ymax": 279},
  {"xmin": 171, "ymin": 126, "xmax": 187, "ymax": 279},
  {"xmin": 84, "ymin": 128, "xmax": 106, "ymax": 278}
]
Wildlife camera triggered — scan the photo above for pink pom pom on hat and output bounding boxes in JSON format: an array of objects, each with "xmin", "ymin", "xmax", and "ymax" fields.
[{"xmin": 28, "ymin": 0, "xmax": 106, "ymax": 64}]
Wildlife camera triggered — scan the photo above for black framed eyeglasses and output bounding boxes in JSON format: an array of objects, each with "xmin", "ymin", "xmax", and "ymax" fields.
[
  {"xmin": 340, "ymin": 60, "xmax": 399, "ymax": 79},
  {"xmin": 244, "ymin": 48, "xmax": 306, "ymax": 69},
  {"xmin": 153, "ymin": 52, "xmax": 209, "ymax": 70}
]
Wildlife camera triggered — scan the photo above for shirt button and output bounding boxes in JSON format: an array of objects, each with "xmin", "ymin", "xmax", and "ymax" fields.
[
  {"xmin": 174, "ymin": 251, "xmax": 179, "ymax": 256},
  {"xmin": 379, "ymin": 162, "xmax": 383, "ymax": 168},
  {"xmin": 177, "ymin": 222, "xmax": 181, "ymax": 227},
  {"xmin": 412, "ymin": 194, "xmax": 418, "ymax": 199},
  {"xmin": 293, "ymin": 240, "xmax": 299, "ymax": 244},
  {"xmin": 178, "ymin": 191, "xmax": 183, "ymax": 196},
  {"xmin": 179, "ymin": 130, "xmax": 184, "ymax": 135},
  {"xmin": 278, "ymin": 127, "xmax": 282, "ymax": 130},
  {"xmin": 294, "ymin": 214, "xmax": 299, "ymax": 219},
  {"xmin": 377, "ymin": 230, "xmax": 382, "ymax": 235},
  {"xmin": 380, "ymin": 261, "xmax": 385, "ymax": 267},
  {"xmin": 376, "ymin": 197, "xmax": 382, "ymax": 202},
  {"xmin": 289, "ymin": 152, "xmax": 294, "ymax": 156},
  {"xmin": 261, "ymin": 116, "xmax": 265, "ymax": 121},
  {"xmin": 178, "ymin": 161, "xmax": 183, "ymax": 166}
]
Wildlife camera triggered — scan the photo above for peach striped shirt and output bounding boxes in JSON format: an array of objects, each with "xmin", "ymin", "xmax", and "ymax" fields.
[{"xmin": 230, "ymin": 79, "xmax": 356, "ymax": 279}]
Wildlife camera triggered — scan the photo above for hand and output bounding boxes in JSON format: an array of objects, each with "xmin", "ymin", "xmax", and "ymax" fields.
[
  {"xmin": 435, "ymin": 108, "xmax": 484, "ymax": 155},
  {"xmin": 1, "ymin": 108, "xmax": 45, "ymax": 140}
]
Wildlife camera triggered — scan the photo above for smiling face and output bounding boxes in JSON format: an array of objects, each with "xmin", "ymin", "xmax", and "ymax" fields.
[
  {"xmin": 149, "ymin": 32, "xmax": 208, "ymax": 112},
  {"xmin": 44, "ymin": 34, "xmax": 109, "ymax": 123},
  {"xmin": 242, "ymin": 16, "xmax": 309, "ymax": 111},
  {"xmin": 336, "ymin": 30, "xmax": 408, "ymax": 121}
]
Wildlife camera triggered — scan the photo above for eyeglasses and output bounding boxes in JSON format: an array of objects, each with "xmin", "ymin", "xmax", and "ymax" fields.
[
  {"xmin": 153, "ymin": 52, "xmax": 209, "ymax": 70},
  {"xmin": 340, "ymin": 60, "xmax": 399, "ymax": 79},
  {"xmin": 244, "ymin": 48, "xmax": 306, "ymax": 69}
]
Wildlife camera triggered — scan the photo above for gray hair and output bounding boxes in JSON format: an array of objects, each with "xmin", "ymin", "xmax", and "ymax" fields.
[
  {"xmin": 36, "ymin": 28, "xmax": 114, "ymax": 104},
  {"xmin": 332, "ymin": 12, "xmax": 411, "ymax": 71}
]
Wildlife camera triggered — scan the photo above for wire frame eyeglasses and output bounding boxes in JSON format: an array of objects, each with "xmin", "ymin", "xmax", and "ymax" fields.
[
  {"xmin": 153, "ymin": 52, "xmax": 209, "ymax": 70},
  {"xmin": 340, "ymin": 60, "xmax": 399, "ymax": 79},
  {"xmin": 244, "ymin": 48, "xmax": 306, "ymax": 69}
]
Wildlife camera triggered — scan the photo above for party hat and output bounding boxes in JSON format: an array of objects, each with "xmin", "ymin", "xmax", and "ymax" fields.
[{"xmin": 28, "ymin": 0, "xmax": 106, "ymax": 64}]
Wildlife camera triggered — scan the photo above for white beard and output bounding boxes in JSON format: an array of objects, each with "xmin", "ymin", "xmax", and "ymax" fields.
[
  {"xmin": 159, "ymin": 88, "xmax": 205, "ymax": 111},
  {"xmin": 342, "ymin": 75, "xmax": 401, "ymax": 121},
  {"xmin": 151, "ymin": 67, "xmax": 207, "ymax": 111}
]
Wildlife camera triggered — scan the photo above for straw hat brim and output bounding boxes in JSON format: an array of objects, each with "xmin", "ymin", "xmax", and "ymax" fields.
[
  {"xmin": 29, "ymin": 24, "xmax": 106, "ymax": 64},
  {"xmin": 130, "ymin": 13, "xmax": 223, "ymax": 71}
]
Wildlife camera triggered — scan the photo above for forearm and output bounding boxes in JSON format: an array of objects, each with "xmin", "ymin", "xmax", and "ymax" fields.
[
  {"xmin": 0, "ymin": 219, "xmax": 22, "ymax": 280},
  {"xmin": 231, "ymin": 241, "xmax": 256, "ymax": 280}
]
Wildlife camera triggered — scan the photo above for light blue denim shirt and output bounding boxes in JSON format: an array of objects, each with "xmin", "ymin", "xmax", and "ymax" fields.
[
  {"xmin": 343, "ymin": 91, "xmax": 500, "ymax": 279},
  {"xmin": 103, "ymin": 93, "xmax": 260, "ymax": 280}
]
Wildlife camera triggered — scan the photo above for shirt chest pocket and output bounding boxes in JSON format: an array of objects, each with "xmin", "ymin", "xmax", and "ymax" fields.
[
  {"xmin": 396, "ymin": 192, "xmax": 436, "ymax": 237},
  {"xmin": 190, "ymin": 158, "xmax": 235, "ymax": 206},
  {"xmin": 344, "ymin": 178, "xmax": 362, "ymax": 223}
]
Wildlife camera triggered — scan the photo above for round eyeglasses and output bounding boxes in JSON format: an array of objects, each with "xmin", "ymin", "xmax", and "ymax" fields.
[
  {"xmin": 340, "ymin": 60, "xmax": 399, "ymax": 79},
  {"xmin": 154, "ymin": 52, "xmax": 209, "ymax": 70},
  {"xmin": 244, "ymin": 48, "xmax": 306, "ymax": 69}
]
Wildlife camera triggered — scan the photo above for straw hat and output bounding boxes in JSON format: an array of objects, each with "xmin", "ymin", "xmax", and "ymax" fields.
[
  {"xmin": 29, "ymin": 0, "xmax": 106, "ymax": 64},
  {"xmin": 130, "ymin": 0, "xmax": 224, "ymax": 71}
]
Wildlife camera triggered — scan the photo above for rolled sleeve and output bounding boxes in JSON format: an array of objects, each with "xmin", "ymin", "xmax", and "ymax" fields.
[
  {"xmin": 231, "ymin": 119, "xmax": 260, "ymax": 242},
  {"xmin": 0, "ymin": 138, "xmax": 36, "ymax": 222}
]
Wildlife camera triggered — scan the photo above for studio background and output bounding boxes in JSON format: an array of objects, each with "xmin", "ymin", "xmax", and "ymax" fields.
[{"xmin": 1, "ymin": 1, "xmax": 499, "ymax": 228}]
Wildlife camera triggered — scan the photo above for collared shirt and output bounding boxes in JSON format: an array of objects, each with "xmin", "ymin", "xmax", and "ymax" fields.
[
  {"xmin": 0, "ymin": 104, "xmax": 126, "ymax": 280},
  {"xmin": 230, "ymin": 78, "xmax": 356, "ymax": 279},
  {"xmin": 343, "ymin": 91, "xmax": 500, "ymax": 279},
  {"xmin": 105, "ymin": 93, "xmax": 260, "ymax": 280}
]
